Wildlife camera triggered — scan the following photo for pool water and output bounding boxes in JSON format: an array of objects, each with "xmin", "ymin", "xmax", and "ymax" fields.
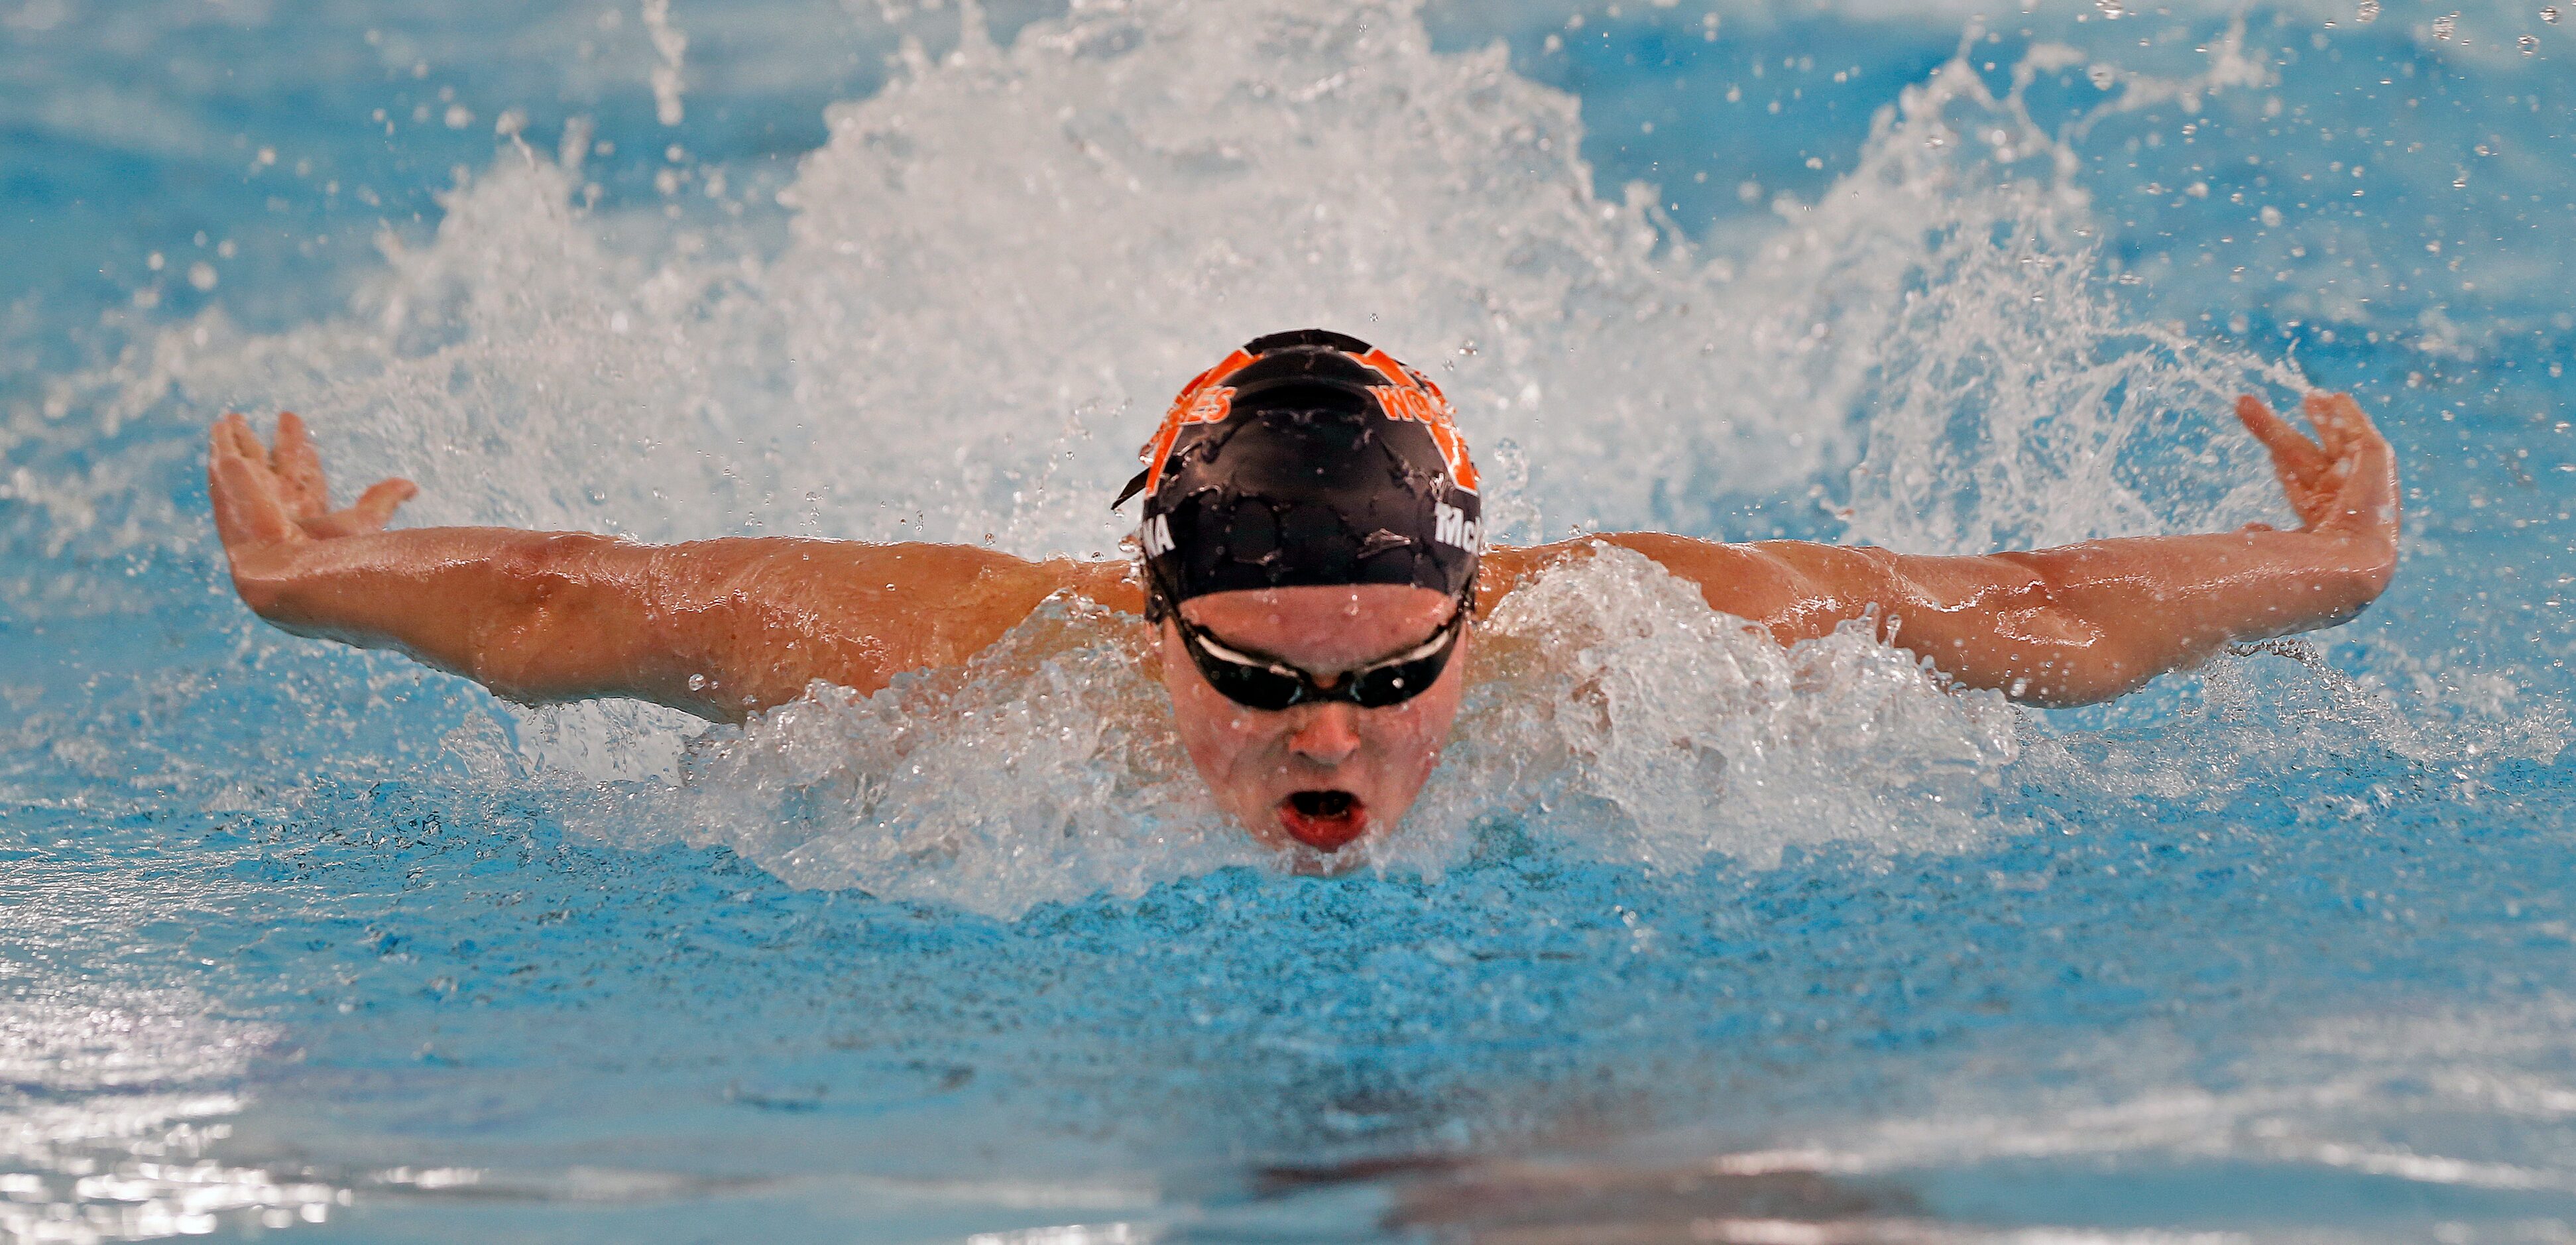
[{"xmin": 5, "ymin": 0, "xmax": 2576, "ymax": 1240}]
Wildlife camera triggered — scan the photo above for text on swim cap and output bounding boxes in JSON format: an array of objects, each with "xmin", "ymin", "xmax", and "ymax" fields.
[
  {"xmin": 1142, "ymin": 514, "xmax": 1175, "ymax": 558},
  {"xmin": 1134, "ymin": 347, "xmax": 1259, "ymax": 497},
  {"xmin": 1434, "ymin": 502, "xmax": 1480, "ymax": 553},
  {"xmin": 1354, "ymin": 349, "xmax": 1480, "ymax": 495}
]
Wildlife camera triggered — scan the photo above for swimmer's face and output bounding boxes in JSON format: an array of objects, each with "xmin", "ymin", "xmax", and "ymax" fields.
[{"xmin": 1158, "ymin": 583, "xmax": 1470, "ymax": 857}]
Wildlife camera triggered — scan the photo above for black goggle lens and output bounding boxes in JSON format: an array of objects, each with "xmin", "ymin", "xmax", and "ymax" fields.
[
  {"xmin": 1344, "ymin": 651, "xmax": 1448, "ymax": 707},
  {"xmin": 1178, "ymin": 607, "xmax": 1465, "ymax": 711},
  {"xmin": 1197, "ymin": 660, "xmax": 1306, "ymax": 711}
]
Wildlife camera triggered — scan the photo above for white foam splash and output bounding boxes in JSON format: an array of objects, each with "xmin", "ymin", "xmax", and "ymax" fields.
[
  {"xmin": 1820, "ymin": 19, "xmax": 2298, "ymax": 554},
  {"xmin": 582, "ymin": 550, "xmax": 2017, "ymax": 916},
  {"xmin": 583, "ymin": 594, "xmax": 1263, "ymax": 914},
  {"xmin": 4, "ymin": 0, "xmax": 2475, "ymax": 912},
  {"xmin": 95, "ymin": 0, "xmax": 2294, "ymax": 557},
  {"xmin": 1391, "ymin": 547, "xmax": 2021, "ymax": 876},
  {"xmin": 640, "ymin": 0, "xmax": 689, "ymax": 127}
]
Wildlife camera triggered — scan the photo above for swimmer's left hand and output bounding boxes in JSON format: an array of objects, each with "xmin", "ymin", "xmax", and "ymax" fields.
[{"xmin": 2233, "ymin": 390, "xmax": 2401, "ymax": 589}]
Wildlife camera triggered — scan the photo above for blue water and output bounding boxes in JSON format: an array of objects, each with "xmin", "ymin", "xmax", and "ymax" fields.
[{"xmin": 7, "ymin": 1, "xmax": 2576, "ymax": 1241}]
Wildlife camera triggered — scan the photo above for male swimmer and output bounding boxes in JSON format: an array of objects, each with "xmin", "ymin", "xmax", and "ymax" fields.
[{"xmin": 208, "ymin": 329, "xmax": 2400, "ymax": 853}]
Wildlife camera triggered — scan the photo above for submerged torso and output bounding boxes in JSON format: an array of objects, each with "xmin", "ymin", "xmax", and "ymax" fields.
[{"xmin": 648, "ymin": 549, "xmax": 2017, "ymax": 906}]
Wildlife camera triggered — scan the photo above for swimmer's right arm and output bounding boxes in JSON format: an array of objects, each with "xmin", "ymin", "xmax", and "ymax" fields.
[{"xmin": 208, "ymin": 414, "xmax": 1143, "ymax": 723}]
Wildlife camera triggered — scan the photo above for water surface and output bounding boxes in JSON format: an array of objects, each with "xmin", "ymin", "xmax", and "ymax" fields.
[{"xmin": 5, "ymin": 0, "xmax": 2575, "ymax": 1240}]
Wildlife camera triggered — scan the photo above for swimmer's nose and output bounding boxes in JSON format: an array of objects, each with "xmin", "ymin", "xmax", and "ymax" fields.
[{"xmin": 1286, "ymin": 703, "xmax": 1362, "ymax": 767}]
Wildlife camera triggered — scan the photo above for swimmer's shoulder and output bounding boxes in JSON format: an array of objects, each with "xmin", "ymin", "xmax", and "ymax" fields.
[
  {"xmin": 1480, "ymin": 534, "xmax": 1842, "ymax": 630},
  {"xmin": 801, "ymin": 542, "xmax": 1145, "ymax": 619},
  {"xmin": 1043, "ymin": 556, "xmax": 1149, "ymax": 617},
  {"xmin": 711, "ymin": 540, "xmax": 1147, "ymax": 662},
  {"xmin": 853, "ymin": 545, "xmax": 1147, "ymax": 630}
]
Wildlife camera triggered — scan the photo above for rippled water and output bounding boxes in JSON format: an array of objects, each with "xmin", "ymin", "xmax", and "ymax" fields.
[{"xmin": 5, "ymin": 0, "xmax": 2575, "ymax": 1240}]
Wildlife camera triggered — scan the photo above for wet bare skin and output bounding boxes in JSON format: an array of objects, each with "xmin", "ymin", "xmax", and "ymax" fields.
[
  {"xmin": 1161, "ymin": 585, "xmax": 1468, "ymax": 853},
  {"xmin": 207, "ymin": 392, "xmax": 2398, "ymax": 851}
]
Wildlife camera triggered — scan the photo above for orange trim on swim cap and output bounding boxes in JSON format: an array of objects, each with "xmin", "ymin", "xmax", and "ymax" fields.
[
  {"xmin": 1135, "ymin": 347, "xmax": 1257, "ymax": 497},
  {"xmin": 1353, "ymin": 347, "xmax": 1480, "ymax": 494},
  {"xmin": 1136, "ymin": 335, "xmax": 1482, "ymax": 499}
]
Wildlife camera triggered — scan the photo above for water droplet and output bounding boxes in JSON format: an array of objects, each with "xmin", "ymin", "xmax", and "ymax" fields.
[
  {"xmin": 2544, "ymin": 6, "xmax": 2562, "ymax": 23},
  {"xmin": 2096, "ymin": 0, "xmax": 2125, "ymax": 17},
  {"xmin": 687, "ymin": 673, "xmax": 707, "ymax": 691},
  {"xmin": 2260, "ymin": 204, "xmax": 2284, "ymax": 227},
  {"xmin": 2522, "ymin": 32, "xmax": 2542, "ymax": 51},
  {"xmin": 2087, "ymin": 64, "xmax": 2117, "ymax": 89},
  {"xmin": 2432, "ymin": 11, "xmax": 2459, "ymax": 40},
  {"xmin": 2356, "ymin": 0, "xmax": 2379, "ymax": 21}
]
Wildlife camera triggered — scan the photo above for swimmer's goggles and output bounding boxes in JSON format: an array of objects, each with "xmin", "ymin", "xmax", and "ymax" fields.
[{"xmin": 1163, "ymin": 587, "xmax": 1472, "ymax": 711}]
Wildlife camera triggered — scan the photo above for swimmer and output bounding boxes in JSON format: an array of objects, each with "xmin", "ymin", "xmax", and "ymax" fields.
[{"xmin": 207, "ymin": 329, "xmax": 2400, "ymax": 853}]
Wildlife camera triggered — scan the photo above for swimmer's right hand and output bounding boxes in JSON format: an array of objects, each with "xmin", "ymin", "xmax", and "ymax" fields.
[
  {"xmin": 202, "ymin": 414, "xmax": 1110, "ymax": 718},
  {"xmin": 208, "ymin": 412, "xmax": 417, "ymax": 592}
]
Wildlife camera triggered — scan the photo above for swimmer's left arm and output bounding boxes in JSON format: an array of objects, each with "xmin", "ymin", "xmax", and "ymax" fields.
[{"xmin": 1497, "ymin": 392, "xmax": 2400, "ymax": 707}]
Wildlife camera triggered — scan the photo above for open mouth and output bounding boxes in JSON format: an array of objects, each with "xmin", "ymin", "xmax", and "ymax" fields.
[{"xmin": 1277, "ymin": 790, "xmax": 1370, "ymax": 852}]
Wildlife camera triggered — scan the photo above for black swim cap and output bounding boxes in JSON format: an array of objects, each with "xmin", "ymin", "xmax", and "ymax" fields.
[{"xmin": 1116, "ymin": 329, "xmax": 1482, "ymax": 619}]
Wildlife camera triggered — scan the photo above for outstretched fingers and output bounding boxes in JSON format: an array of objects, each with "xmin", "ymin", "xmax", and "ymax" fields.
[
  {"xmin": 2237, "ymin": 394, "xmax": 2327, "ymax": 475},
  {"xmin": 213, "ymin": 412, "xmax": 261, "ymax": 463},
  {"xmin": 2299, "ymin": 392, "xmax": 2353, "ymax": 461},
  {"xmin": 207, "ymin": 414, "xmax": 300, "ymax": 550},
  {"xmin": 302, "ymin": 477, "xmax": 419, "ymax": 537},
  {"xmin": 211, "ymin": 410, "xmax": 418, "ymax": 543},
  {"xmin": 2305, "ymin": 391, "xmax": 2400, "ymax": 534},
  {"xmin": 2237, "ymin": 392, "xmax": 2337, "ymax": 523},
  {"xmin": 349, "ymin": 478, "xmax": 419, "ymax": 529},
  {"xmin": 2239, "ymin": 389, "xmax": 2400, "ymax": 542},
  {"xmin": 2303, "ymin": 392, "xmax": 2386, "ymax": 465},
  {"xmin": 272, "ymin": 411, "xmax": 331, "ymax": 518}
]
